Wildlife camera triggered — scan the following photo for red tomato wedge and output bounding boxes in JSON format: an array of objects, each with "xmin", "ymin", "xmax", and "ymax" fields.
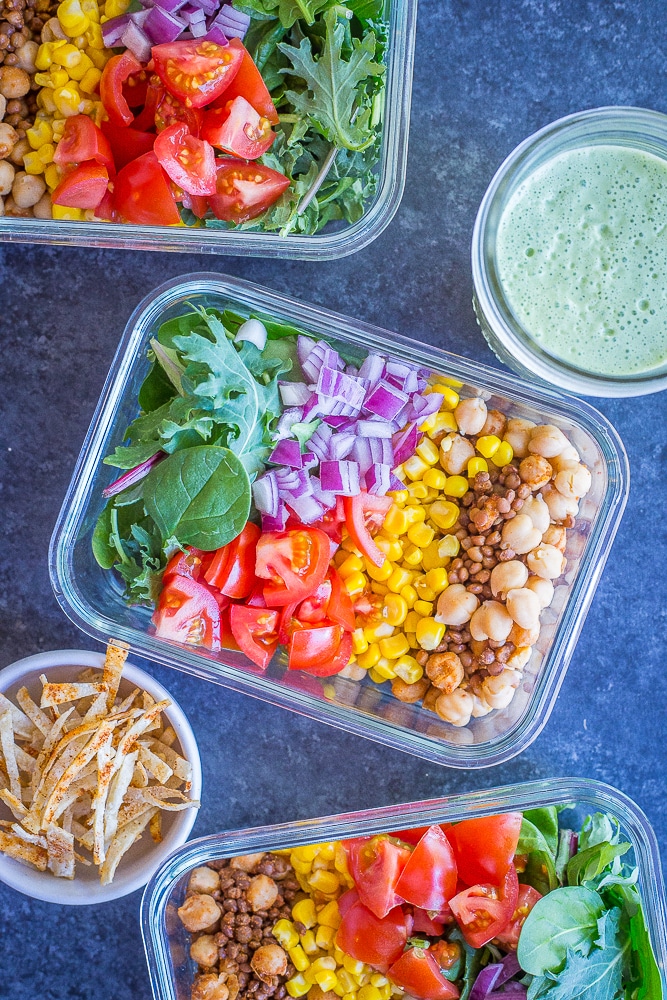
[
  {"xmin": 201, "ymin": 95, "xmax": 275, "ymax": 159},
  {"xmin": 155, "ymin": 88, "xmax": 204, "ymax": 135},
  {"xmin": 392, "ymin": 827, "xmax": 430, "ymax": 846},
  {"xmin": 93, "ymin": 188, "xmax": 116, "ymax": 221},
  {"xmin": 449, "ymin": 863, "xmax": 519, "ymax": 949},
  {"xmin": 395, "ymin": 825, "xmax": 458, "ymax": 912},
  {"xmin": 123, "ymin": 67, "xmax": 149, "ymax": 108},
  {"xmin": 336, "ymin": 893, "xmax": 411, "ymax": 971},
  {"xmin": 288, "ymin": 624, "xmax": 352, "ymax": 676},
  {"xmin": 130, "ymin": 75, "xmax": 163, "ymax": 132},
  {"xmin": 388, "ymin": 949, "xmax": 460, "ymax": 1000},
  {"xmin": 53, "ymin": 115, "xmax": 115, "ymax": 174},
  {"xmin": 448, "ymin": 812, "xmax": 523, "ymax": 887},
  {"xmin": 211, "ymin": 37, "xmax": 279, "ymax": 124},
  {"xmin": 208, "ymin": 159, "xmax": 290, "ymax": 224},
  {"xmin": 52, "ymin": 161, "xmax": 109, "ymax": 209},
  {"xmin": 153, "ymin": 122, "xmax": 217, "ymax": 197},
  {"xmin": 229, "ymin": 604, "xmax": 279, "ymax": 670},
  {"xmin": 204, "ymin": 523, "xmax": 260, "ymax": 600},
  {"xmin": 256, "ymin": 527, "xmax": 330, "ymax": 607},
  {"xmin": 152, "ymin": 38, "xmax": 244, "ymax": 109},
  {"xmin": 101, "ymin": 120, "xmax": 155, "ymax": 171},
  {"xmin": 411, "ymin": 907, "xmax": 451, "ymax": 936},
  {"xmin": 343, "ymin": 493, "xmax": 393, "ymax": 567},
  {"xmin": 163, "ymin": 547, "xmax": 211, "ymax": 583},
  {"xmin": 153, "ymin": 574, "xmax": 221, "ymax": 651},
  {"xmin": 294, "ymin": 569, "xmax": 355, "ymax": 631},
  {"xmin": 100, "ymin": 50, "xmax": 143, "ymax": 126},
  {"xmin": 345, "ymin": 837, "xmax": 411, "ymax": 918},
  {"xmin": 494, "ymin": 883, "xmax": 542, "ymax": 950},
  {"xmin": 113, "ymin": 151, "xmax": 180, "ymax": 226}
]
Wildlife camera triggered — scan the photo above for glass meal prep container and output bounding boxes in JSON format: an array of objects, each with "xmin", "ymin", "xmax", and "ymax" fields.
[
  {"xmin": 140, "ymin": 777, "xmax": 667, "ymax": 1000},
  {"xmin": 0, "ymin": 0, "xmax": 416, "ymax": 260},
  {"xmin": 49, "ymin": 272, "xmax": 628, "ymax": 769}
]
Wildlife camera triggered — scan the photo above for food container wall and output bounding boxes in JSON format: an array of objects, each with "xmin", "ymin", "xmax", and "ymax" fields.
[
  {"xmin": 49, "ymin": 273, "xmax": 628, "ymax": 769},
  {"xmin": 140, "ymin": 777, "xmax": 667, "ymax": 1000},
  {"xmin": 0, "ymin": 0, "xmax": 416, "ymax": 259}
]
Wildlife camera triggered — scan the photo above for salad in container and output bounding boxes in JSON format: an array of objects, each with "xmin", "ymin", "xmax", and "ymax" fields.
[
  {"xmin": 50, "ymin": 273, "xmax": 628, "ymax": 769},
  {"xmin": 140, "ymin": 778, "xmax": 667, "ymax": 1000},
  {"xmin": 0, "ymin": 0, "xmax": 416, "ymax": 256}
]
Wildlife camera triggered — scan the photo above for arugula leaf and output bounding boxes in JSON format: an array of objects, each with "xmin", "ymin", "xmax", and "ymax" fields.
[
  {"xmin": 138, "ymin": 360, "xmax": 176, "ymax": 414},
  {"xmin": 92, "ymin": 501, "xmax": 118, "ymax": 570},
  {"xmin": 554, "ymin": 827, "xmax": 578, "ymax": 884},
  {"xmin": 580, "ymin": 813, "xmax": 623, "ymax": 851},
  {"xmin": 517, "ymin": 886, "xmax": 606, "ymax": 976},
  {"xmin": 143, "ymin": 445, "xmax": 250, "ymax": 550},
  {"xmin": 92, "ymin": 495, "xmax": 165, "ymax": 604},
  {"xmin": 279, "ymin": 8, "xmax": 384, "ymax": 151},
  {"xmin": 628, "ymin": 899, "xmax": 664, "ymax": 999},
  {"xmin": 517, "ymin": 816, "xmax": 560, "ymax": 895},
  {"xmin": 567, "ymin": 839, "xmax": 632, "ymax": 887},
  {"xmin": 234, "ymin": 0, "xmax": 383, "ymax": 29}
]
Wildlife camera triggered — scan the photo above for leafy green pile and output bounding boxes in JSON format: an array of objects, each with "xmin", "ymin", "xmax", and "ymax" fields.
[
  {"xmin": 92, "ymin": 307, "xmax": 292, "ymax": 604},
  {"xmin": 201, "ymin": 0, "xmax": 388, "ymax": 235},
  {"xmin": 516, "ymin": 810, "xmax": 663, "ymax": 1000}
]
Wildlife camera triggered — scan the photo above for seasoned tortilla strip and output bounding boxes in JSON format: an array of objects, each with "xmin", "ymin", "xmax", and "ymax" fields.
[
  {"xmin": 14, "ymin": 744, "xmax": 38, "ymax": 776},
  {"xmin": 116, "ymin": 800, "xmax": 155, "ymax": 832},
  {"xmin": 130, "ymin": 760, "xmax": 148, "ymax": 788},
  {"xmin": 29, "ymin": 707, "xmax": 74, "ymax": 797},
  {"xmin": 77, "ymin": 668, "xmax": 103, "ymax": 683},
  {"xmin": 147, "ymin": 739, "xmax": 192, "ymax": 783},
  {"xmin": 46, "ymin": 824, "xmax": 75, "ymax": 879},
  {"xmin": 0, "ymin": 710, "xmax": 21, "ymax": 801},
  {"xmin": 0, "ymin": 788, "xmax": 28, "ymax": 820},
  {"xmin": 99, "ymin": 806, "xmax": 158, "ymax": 886},
  {"xmin": 102, "ymin": 750, "xmax": 138, "ymax": 855},
  {"xmin": 137, "ymin": 743, "xmax": 173, "ymax": 784},
  {"xmin": 91, "ymin": 734, "xmax": 116, "ymax": 866},
  {"xmin": 103, "ymin": 641, "xmax": 129, "ymax": 710},
  {"xmin": 0, "ymin": 692, "xmax": 35, "ymax": 741},
  {"xmin": 158, "ymin": 726, "xmax": 177, "ymax": 748},
  {"xmin": 10, "ymin": 823, "xmax": 47, "ymax": 847},
  {"xmin": 24, "ymin": 730, "xmax": 93, "ymax": 834},
  {"xmin": 40, "ymin": 682, "xmax": 108, "ymax": 708},
  {"xmin": 16, "ymin": 687, "xmax": 53, "ymax": 737},
  {"xmin": 0, "ymin": 830, "xmax": 48, "ymax": 870},
  {"xmin": 116, "ymin": 688, "xmax": 141, "ymax": 715},
  {"xmin": 46, "ymin": 770, "xmax": 97, "ymax": 828},
  {"xmin": 149, "ymin": 810, "xmax": 162, "ymax": 844},
  {"xmin": 140, "ymin": 786, "xmax": 199, "ymax": 811},
  {"xmin": 41, "ymin": 719, "xmax": 121, "ymax": 830}
]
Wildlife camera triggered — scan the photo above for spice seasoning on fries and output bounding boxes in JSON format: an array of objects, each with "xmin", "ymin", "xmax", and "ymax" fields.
[{"xmin": 0, "ymin": 641, "xmax": 199, "ymax": 884}]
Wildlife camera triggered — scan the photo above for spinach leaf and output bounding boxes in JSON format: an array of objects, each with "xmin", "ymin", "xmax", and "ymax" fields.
[
  {"xmin": 92, "ymin": 501, "xmax": 117, "ymax": 570},
  {"xmin": 138, "ymin": 360, "xmax": 176, "ymax": 413},
  {"xmin": 524, "ymin": 807, "xmax": 560, "ymax": 857},
  {"xmin": 517, "ymin": 886, "xmax": 606, "ymax": 976},
  {"xmin": 628, "ymin": 899, "xmax": 664, "ymax": 999},
  {"xmin": 580, "ymin": 813, "xmax": 623, "ymax": 851},
  {"xmin": 517, "ymin": 816, "xmax": 559, "ymax": 895},
  {"xmin": 143, "ymin": 445, "xmax": 250, "ymax": 550},
  {"xmin": 555, "ymin": 828, "xmax": 578, "ymax": 884}
]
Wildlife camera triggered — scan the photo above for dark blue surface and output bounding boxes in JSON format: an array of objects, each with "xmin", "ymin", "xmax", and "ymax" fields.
[{"xmin": 1, "ymin": 1, "xmax": 666, "ymax": 996}]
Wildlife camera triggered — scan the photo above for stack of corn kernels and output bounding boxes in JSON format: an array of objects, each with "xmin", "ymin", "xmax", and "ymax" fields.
[
  {"xmin": 27, "ymin": 0, "xmax": 120, "ymax": 217},
  {"xmin": 273, "ymin": 842, "xmax": 401, "ymax": 1000},
  {"xmin": 332, "ymin": 383, "xmax": 514, "ymax": 688}
]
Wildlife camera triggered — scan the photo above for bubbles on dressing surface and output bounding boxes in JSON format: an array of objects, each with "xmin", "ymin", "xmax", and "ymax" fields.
[{"xmin": 495, "ymin": 144, "xmax": 667, "ymax": 376}]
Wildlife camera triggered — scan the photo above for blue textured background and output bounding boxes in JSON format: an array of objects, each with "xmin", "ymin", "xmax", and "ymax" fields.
[{"xmin": 1, "ymin": 1, "xmax": 666, "ymax": 996}]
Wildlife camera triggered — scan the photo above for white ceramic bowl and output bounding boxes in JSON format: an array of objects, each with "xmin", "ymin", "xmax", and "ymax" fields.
[{"xmin": 0, "ymin": 648, "xmax": 202, "ymax": 904}]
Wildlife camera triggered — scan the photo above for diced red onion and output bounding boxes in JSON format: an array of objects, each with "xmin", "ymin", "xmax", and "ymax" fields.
[
  {"xmin": 364, "ymin": 379, "xmax": 409, "ymax": 421},
  {"xmin": 356, "ymin": 419, "xmax": 393, "ymax": 438},
  {"xmin": 279, "ymin": 381, "xmax": 312, "ymax": 406},
  {"xmin": 306, "ymin": 423, "xmax": 332, "ymax": 461},
  {"xmin": 102, "ymin": 452, "xmax": 164, "ymax": 498},
  {"xmin": 121, "ymin": 20, "xmax": 152, "ymax": 64},
  {"xmin": 369, "ymin": 437, "xmax": 393, "ymax": 465},
  {"xmin": 213, "ymin": 2, "xmax": 250, "ymax": 38},
  {"xmin": 144, "ymin": 5, "xmax": 186, "ymax": 42},
  {"xmin": 283, "ymin": 470, "xmax": 313, "ymax": 500},
  {"xmin": 275, "ymin": 407, "xmax": 304, "ymax": 439},
  {"xmin": 235, "ymin": 318, "xmax": 267, "ymax": 350},
  {"xmin": 389, "ymin": 473, "xmax": 404, "ymax": 492},
  {"xmin": 151, "ymin": 0, "xmax": 188, "ymax": 12},
  {"xmin": 470, "ymin": 954, "xmax": 522, "ymax": 1000},
  {"xmin": 358, "ymin": 353, "xmax": 384, "ymax": 385},
  {"xmin": 351, "ymin": 437, "xmax": 373, "ymax": 475},
  {"xmin": 102, "ymin": 13, "xmax": 132, "ymax": 46},
  {"xmin": 204, "ymin": 24, "xmax": 227, "ymax": 43},
  {"xmin": 301, "ymin": 394, "xmax": 321, "ymax": 421},
  {"xmin": 301, "ymin": 343, "xmax": 341, "ymax": 384},
  {"xmin": 366, "ymin": 463, "xmax": 391, "ymax": 495},
  {"xmin": 392, "ymin": 422, "xmax": 420, "ymax": 466},
  {"xmin": 262, "ymin": 506, "xmax": 287, "ymax": 532},
  {"xmin": 286, "ymin": 494, "xmax": 324, "ymax": 525},
  {"xmin": 409, "ymin": 392, "xmax": 444, "ymax": 422},
  {"xmin": 469, "ymin": 965, "xmax": 503, "ymax": 1000},
  {"xmin": 328, "ymin": 433, "xmax": 355, "ymax": 461},
  {"xmin": 252, "ymin": 472, "xmax": 279, "ymax": 517},
  {"xmin": 302, "ymin": 452, "xmax": 317, "ymax": 470},
  {"xmin": 311, "ymin": 476, "xmax": 336, "ymax": 510},
  {"xmin": 320, "ymin": 461, "xmax": 360, "ymax": 496},
  {"xmin": 274, "ymin": 467, "xmax": 301, "ymax": 491},
  {"xmin": 323, "ymin": 415, "xmax": 353, "ymax": 429},
  {"xmin": 269, "ymin": 438, "xmax": 302, "ymax": 469},
  {"xmin": 297, "ymin": 334, "xmax": 317, "ymax": 368}
]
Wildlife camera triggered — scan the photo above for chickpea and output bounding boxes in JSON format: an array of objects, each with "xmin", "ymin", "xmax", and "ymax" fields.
[
  {"xmin": 505, "ymin": 587, "xmax": 541, "ymax": 630},
  {"xmin": 32, "ymin": 192, "xmax": 52, "ymax": 219},
  {"xmin": 12, "ymin": 170, "xmax": 45, "ymax": 208},
  {"xmin": 479, "ymin": 408, "xmax": 507, "ymax": 439},
  {"xmin": 521, "ymin": 495, "xmax": 551, "ymax": 534},
  {"xmin": 554, "ymin": 462, "xmax": 592, "ymax": 501},
  {"xmin": 247, "ymin": 873, "xmax": 278, "ymax": 912},
  {"xmin": 519, "ymin": 454, "xmax": 553, "ymax": 490},
  {"xmin": 229, "ymin": 852, "xmax": 265, "ymax": 872},
  {"xmin": 501, "ymin": 513, "xmax": 542, "ymax": 555},
  {"xmin": 551, "ymin": 445, "xmax": 581, "ymax": 472},
  {"xmin": 481, "ymin": 670, "xmax": 521, "ymax": 710},
  {"xmin": 193, "ymin": 976, "xmax": 230, "ymax": 1000},
  {"xmin": 422, "ymin": 685, "xmax": 440, "ymax": 712},
  {"xmin": 190, "ymin": 935, "xmax": 219, "ymax": 968},
  {"xmin": 251, "ymin": 944, "xmax": 288, "ymax": 981},
  {"xmin": 41, "ymin": 16, "xmax": 67, "ymax": 41},
  {"xmin": 434, "ymin": 688, "xmax": 474, "ymax": 727},
  {"xmin": 503, "ymin": 417, "xmax": 536, "ymax": 458},
  {"xmin": 9, "ymin": 136, "xmax": 28, "ymax": 165},
  {"xmin": 0, "ymin": 65, "xmax": 30, "ymax": 98},
  {"xmin": 525, "ymin": 575, "xmax": 555, "ymax": 609},
  {"xmin": 490, "ymin": 559, "xmax": 528, "ymax": 599},
  {"xmin": 391, "ymin": 676, "xmax": 430, "ymax": 703},
  {"xmin": 309, "ymin": 988, "xmax": 337, "ymax": 1000},
  {"xmin": 436, "ymin": 584, "xmax": 479, "ymax": 625},
  {"xmin": 14, "ymin": 40, "xmax": 38, "ymax": 74},
  {"xmin": 188, "ymin": 866, "xmax": 220, "ymax": 895},
  {"xmin": 0, "ymin": 95, "xmax": 5, "ymax": 121},
  {"xmin": 540, "ymin": 482, "xmax": 578, "ymax": 523},
  {"xmin": 339, "ymin": 660, "xmax": 366, "ymax": 680},
  {"xmin": 470, "ymin": 693, "xmax": 493, "ymax": 718},
  {"xmin": 509, "ymin": 622, "xmax": 540, "ymax": 647},
  {"xmin": 0, "ymin": 195, "xmax": 3, "ymax": 216},
  {"xmin": 0, "ymin": 121, "xmax": 17, "ymax": 158},
  {"xmin": 0, "ymin": 157, "xmax": 13, "ymax": 194},
  {"xmin": 542, "ymin": 524, "xmax": 567, "ymax": 552},
  {"xmin": 426, "ymin": 652, "xmax": 464, "ymax": 693},
  {"xmin": 527, "ymin": 424, "xmax": 570, "ymax": 458},
  {"xmin": 526, "ymin": 543, "xmax": 566, "ymax": 580},
  {"xmin": 177, "ymin": 894, "xmax": 222, "ymax": 933},
  {"xmin": 507, "ymin": 646, "xmax": 532, "ymax": 670},
  {"xmin": 3, "ymin": 193, "xmax": 31, "ymax": 216},
  {"xmin": 470, "ymin": 600, "xmax": 513, "ymax": 643},
  {"xmin": 439, "ymin": 433, "xmax": 476, "ymax": 475},
  {"xmin": 454, "ymin": 396, "xmax": 487, "ymax": 435}
]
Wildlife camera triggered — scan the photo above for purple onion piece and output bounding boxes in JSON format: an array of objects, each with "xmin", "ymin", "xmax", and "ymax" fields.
[
  {"xmin": 262, "ymin": 505, "xmax": 287, "ymax": 532},
  {"xmin": 274, "ymin": 467, "xmax": 301, "ymax": 491},
  {"xmin": 352, "ymin": 437, "xmax": 373, "ymax": 475},
  {"xmin": 283, "ymin": 469, "xmax": 313, "ymax": 500},
  {"xmin": 323, "ymin": 415, "xmax": 353, "ymax": 429},
  {"xmin": 311, "ymin": 476, "xmax": 336, "ymax": 510},
  {"xmin": 392, "ymin": 422, "xmax": 419, "ymax": 466},
  {"xmin": 101, "ymin": 12, "xmax": 132, "ymax": 46},
  {"xmin": 358, "ymin": 353, "xmax": 385, "ymax": 385},
  {"xmin": 302, "ymin": 452, "xmax": 317, "ymax": 470},
  {"xmin": 497, "ymin": 953, "xmax": 522, "ymax": 985},
  {"xmin": 356, "ymin": 419, "xmax": 393, "ymax": 438},
  {"xmin": 409, "ymin": 392, "xmax": 444, "ymax": 422},
  {"xmin": 252, "ymin": 472, "xmax": 279, "ymax": 517},
  {"xmin": 102, "ymin": 452, "xmax": 164, "ymax": 498},
  {"xmin": 204, "ymin": 24, "xmax": 227, "ymax": 42},
  {"xmin": 269, "ymin": 438, "xmax": 303, "ymax": 469},
  {"xmin": 275, "ymin": 406, "xmax": 304, "ymax": 440},
  {"xmin": 366, "ymin": 463, "xmax": 391, "ymax": 495},
  {"xmin": 364, "ymin": 379, "xmax": 409, "ymax": 421},
  {"xmin": 491, "ymin": 988, "xmax": 527, "ymax": 998},
  {"xmin": 121, "ymin": 20, "xmax": 152, "ymax": 62},
  {"xmin": 279, "ymin": 381, "xmax": 312, "ymax": 407},
  {"xmin": 389, "ymin": 473, "xmax": 405, "ymax": 492},
  {"xmin": 307, "ymin": 423, "xmax": 333, "ymax": 462},
  {"xmin": 213, "ymin": 2, "xmax": 250, "ymax": 38},
  {"xmin": 328, "ymin": 433, "xmax": 355, "ymax": 461},
  {"xmin": 190, "ymin": 16, "xmax": 206, "ymax": 34},
  {"xmin": 151, "ymin": 0, "xmax": 188, "ymax": 13},
  {"xmin": 320, "ymin": 460, "xmax": 360, "ymax": 496},
  {"xmin": 469, "ymin": 964, "xmax": 503, "ymax": 1000},
  {"xmin": 144, "ymin": 4, "xmax": 186, "ymax": 42},
  {"xmin": 285, "ymin": 493, "xmax": 324, "ymax": 525}
]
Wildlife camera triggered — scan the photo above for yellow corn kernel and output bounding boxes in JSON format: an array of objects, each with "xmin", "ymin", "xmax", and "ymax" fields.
[
  {"xmin": 476, "ymin": 434, "xmax": 502, "ymax": 459},
  {"xmin": 27, "ymin": 119, "xmax": 54, "ymax": 149},
  {"xmin": 300, "ymin": 930, "xmax": 319, "ymax": 956},
  {"xmin": 44, "ymin": 163, "xmax": 61, "ymax": 189},
  {"xmin": 399, "ymin": 584, "xmax": 417, "ymax": 609},
  {"xmin": 387, "ymin": 566, "xmax": 413, "ymax": 592},
  {"xmin": 341, "ymin": 534, "xmax": 362, "ymax": 555},
  {"xmin": 379, "ymin": 987, "xmax": 391, "ymax": 1000},
  {"xmin": 376, "ymin": 535, "xmax": 403, "ymax": 562},
  {"xmin": 51, "ymin": 41, "xmax": 81, "ymax": 68},
  {"xmin": 84, "ymin": 21, "xmax": 104, "ymax": 46},
  {"xmin": 344, "ymin": 571, "xmax": 366, "ymax": 597},
  {"xmin": 286, "ymin": 976, "xmax": 311, "ymax": 998},
  {"xmin": 68, "ymin": 51, "xmax": 93, "ymax": 79},
  {"xmin": 338, "ymin": 972, "xmax": 358, "ymax": 994},
  {"xmin": 406, "ymin": 481, "xmax": 429, "ymax": 499},
  {"xmin": 403, "ymin": 504, "xmax": 426, "ymax": 524},
  {"xmin": 317, "ymin": 901, "xmax": 341, "ymax": 929},
  {"xmin": 490, "ymin": 440, "xmax": 514, "ymax": 467},
  {"xmin": 53, "ymin": 84, "xmax": 83, "ymax": 116},
  {"xmin": 393, "ymin": 655, "xmax": 423, "ymax": 684},
  {"xmin": 370, "ymin": 977, "xmax": 388, "ymax": 989},
  {"xmin": 388, "ymin": 488, "xmax": 409, "ymax": 505},
  {"xmin": 372, "ymin": 656, "xmax": 397, "ymax": 680},
  {"xmin": 406, "ymin": 521, "xmax": 435, "ymax": 548},
  {"xmin": 36, "ymin": 143, "xmax": 55, "ymax": 165},
  {"xmin": 439, "ymin": 534, "xmax": 460, "ymax": 558},
  {"xmin": 414, "ymin": 599, "xmax": 434, "ymax": 617},
  {"xmin": 421, "ymin": 541, "xmax": 444, "ymax": 572},
  {"xmin": 382, "ymin": 504, "xmax": 409, "ymax": 535},
  {"xmin": 81, "ymin": 0, "xmax": 100, "ymax": 18},
  {"xmin": 273, "ymin": 920, "xmax": 300, "ymax": 950},
  {"xmin": 429, "ymin": 500, "xmax": 459, "ymax": 531},
  {"xmin": 288, "ymin": 947, "xmax": 310, "ymax": 973},
  {"xmin": 315, "ymin": 925, "xmax": 335, "ymax": 949},
  {"xmin": 414, "ymin": 577, "xmax": 436, "ymax": 601},
  {"xmin": 86, "ymin": 45, "xmax": 108, "ymax": 67},
  {"xmin": 419, "ymin": 411, "xmax": 440, "ymax": 434},
  {"xmin": 78, "ymin": 65, "xmax": 102, "ymax": 92},
  {"xmin": 316, "ymin": 972, "xmax": 339, "ymax": 993},
  {"xmin": 23, "ymin": 151, "xmax": 45, "ymax": 174},
  {"xmin": 371, "ymin": 583, "xmax": 387, "ymax": 599},
  {"xmin": 444, "ymin": 475, "xmax": 469, "ymax": 498},
  {"xmin": 342, "ymin": 993, "xmax": 357, "ymax": 1000},
  {"xmin": 422, "ymin": 467, "xmax": 446, "ymax": 490},
  {"xmin": 403, "ymin": 543, "xmax": 423, "ymax": 567},
  {"xmin": 364, "ymin": 622, "xmax": 394, "ymax": 642},
  {"xmin": 357, "ymin": 643, "xmax": 381, "ymax": 669},
  {"xmin": 51, "ymin": 204, "xmax": 84, "ymax": 219},
  {"xmin": 358, "ymin": 987, "xmax": 382, "ymax": 1000},
  {"xmin": 403, "ymin": 610, "xmax": 421, "ymax": 633},
  {"xmin": 294, "ymin": 845, "xmax": 318, "ymax": 863},
  {"xmin": 405, "ymin": 632, "xmax": 418, "ymax": 648},
  {"xmin": 364, "ymin": 557, "xmax": 392, "ymax": 582},
  {"xmin": 105, "ymin": 0, "xmax": 128, "ymax": 14},
  {"xmin": 308, "ymin": 869, "xmax": 339, "ymax": 894},
  {"xmin": 34, "ymin": 43, "xmax": 56, "ymax": 71},
  {"xmin": 368, "ymin": 667, "xmax": 388, "ymax": 685},
  {"xmin": 415, "ymin": 437, "xmax": 440, "ymax": 465},
  {"xmin": 343, "ymin": 957, "xmax": 366, "ymax": 977},
  {"xmin": 58, "ymin": 0, "xmax": 90, "ymax": 34},
  {"xmin": 430, "ymin": 411, "xmax": 459, "ymax": 436},
  {"xmin": 415, "ymin": 617, "xmax": 446, "ymax": 650},
  {"xmin": 292, "ymin": 898, "xmax": 317, "ymax": 929},
  {"xmin": 338, "ymin": 553, "xmax": 364, "ymax": 579},
  {"xmin": 351, "ymin": 628, "xmax": 368, "ymax": 655},
  {"xmin": 403, "ymin": 455, "xmax": 430, "ymax": 481},
  {"xmin": 382, "ymin": 593, "xmax": 408, "ymax": 627},
  {"xmin": 425, "ymin": 568, "xmax": 449, "ymax": 593},
  {"xmin": 468, "ymin": 456, "xmax": 489, "ymax": 477},
  {"xmin": 431, "ymin": 385, "xmax": 460, "ymax": 410},
  {"xmin": 310, "ymin": 959, "xmax": 336, "ymax": 975},
  {"xmin": 379, "ymin": 633, "xmax": 410, "ymax": 659}
]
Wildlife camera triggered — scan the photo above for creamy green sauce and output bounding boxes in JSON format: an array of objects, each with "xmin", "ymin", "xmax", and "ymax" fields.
[{"xmin": 495, "ymin": 144, "xmax": 667, "ymax": 376}]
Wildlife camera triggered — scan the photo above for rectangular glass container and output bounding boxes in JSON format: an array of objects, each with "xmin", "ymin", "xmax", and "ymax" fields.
[
  {"xmin": 139, "ymin": 777, "xmax": 667, "ymax": 1000},
  {"xmin": 49, "ymin": 272, "xmax": 629, "ymax": 768},
  {"xmin": 0, "ymin": 0, "xmax": 416, "ymax": 259}
]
